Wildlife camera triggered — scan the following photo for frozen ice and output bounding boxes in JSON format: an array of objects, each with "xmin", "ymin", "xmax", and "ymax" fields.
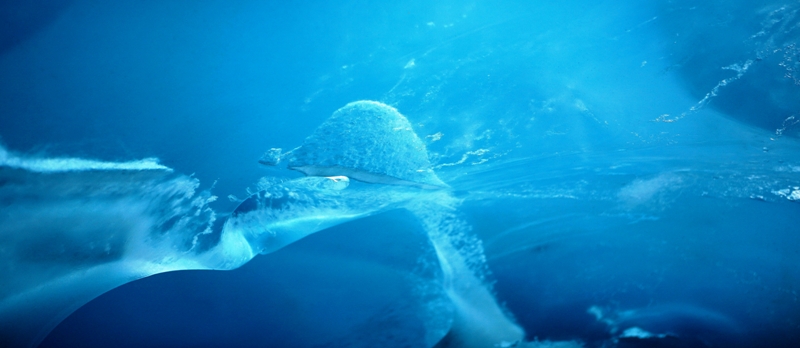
[
  {"xmin": 284, "ymin": 100, "xmax": 448, "ymax": 190},
  {"xmin": 248, "ymin": 101, "xmax": 526, "ymax": 346},
  {"xmin": 0, "ymin": 146, "xmax": 418, "ymax": 347},
  {"xmin": 222, "ymin": 176, "xmax": 421, "ymax": 256},
  {"xmin": 258, "ymin": 148, "xmax": 285, "ymax": 166},
  {"xmin": 408, "ymin": 194, "xmax": 525, "ymax": 348},
  {"xmin": 1, "ymin": 100, "xmax": 525, "ymax": 347},
  {"xmin": 772, "ymin": 187, "xmax": 800, "ymax": 201},
  {"xmin": 0, "ymin": 148, "xmax": 221, "ymax": 347},
  {"xmin": 588, "ymin": 303, "xmax": 742, "ymax": 346},
  {"xmin": 619, "ymin": 327, "xmax": 663, "ymax": 339}
]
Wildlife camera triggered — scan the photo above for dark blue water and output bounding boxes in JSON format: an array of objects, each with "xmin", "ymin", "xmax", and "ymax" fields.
[{"xmin": 2, "ymin": 1, "xmax": 799, "ymax": 347}]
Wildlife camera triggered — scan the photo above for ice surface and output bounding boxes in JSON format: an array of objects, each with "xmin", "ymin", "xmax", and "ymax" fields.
[
  {"xmin": 0, "ymin": 100, "xmax": 524, "ymax": 348},
  {"xmin": 0, "ymin": 148, "xmax": 220, "ymax": 347},
  {"xmin": 222, "ymin": 176, "xmax": 422, "ymax": 256},
  {"xmin": 619, "ymin": 327, "xmax": 659, "ymax": 339},
  {"xmin": 285, "ymin": 100, "xmax": 448, "ymax": 190},
  {"xmin": 587, "ymin": 303, "xmax": 743, "ymax": 346},
  {"xmin": 3, "ymin": 1, "xmax": 800, "ymax": 347},
  {"xmin": 250, "ymin": 101, "xmax": 527, "ymax": 346},
  {"xmin": 0, "ymin": 146, "xmax": 429, "ymax": 346},
  {"xmin": 408, "ymin": 193, "xmax": 525, "ymax": 348}
]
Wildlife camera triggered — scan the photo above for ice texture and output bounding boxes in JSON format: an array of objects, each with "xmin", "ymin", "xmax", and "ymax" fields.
[
  {"xmin": 0, "ymin": 148, "xmax": 220, "ymax": 347},
  {"xmin": 1, "ymin": 100, "xmax": 523, "ymax": 347},
  {"xmin": 0, "ymin": 148, "xmax": 404, "ymax": 347},
  {"xmin": 286, "ymin": 100, "xmax": 448, "ymax": 190},
  {"xmin": 222, "ymin": 176, "xmax": 421, "ymax": 256}
]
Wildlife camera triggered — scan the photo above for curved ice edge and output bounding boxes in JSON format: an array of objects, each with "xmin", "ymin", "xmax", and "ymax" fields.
[
  {"xmin": 0, "ymin": 147, "xmax": 170, "ymax": 173},
  {"xmin": 290, "ymin": 165, "xmax": 449, "ymax": 190}
]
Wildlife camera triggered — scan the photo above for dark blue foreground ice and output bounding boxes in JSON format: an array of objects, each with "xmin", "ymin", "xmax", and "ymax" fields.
[{"xmin": 1, "ymin": 0, "xmax": 800, "ymax": 347}]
